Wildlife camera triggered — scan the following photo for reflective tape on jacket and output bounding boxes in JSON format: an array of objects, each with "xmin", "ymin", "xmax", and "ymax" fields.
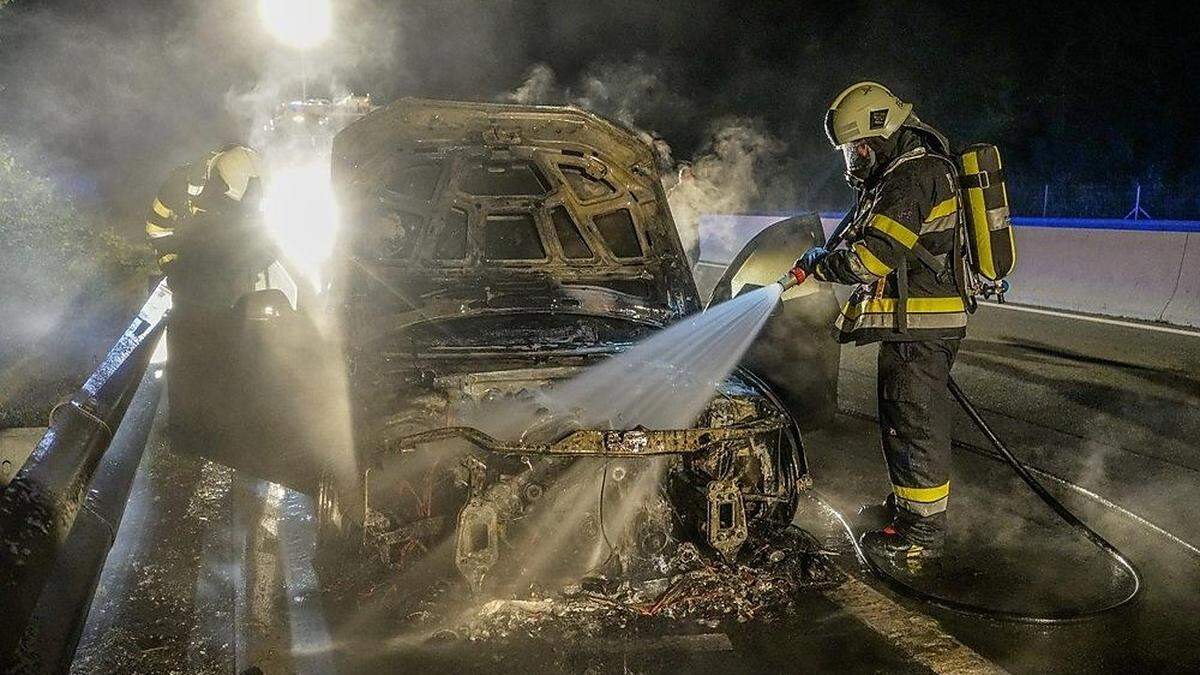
[
  {"xmin": 870, "ymin": 214, "xmax": 920, "ymax": 248},
  {"xmin": 852, "ymin": 242, "xmax": 893, "ymax": 277},
  {"xmin": 922, "ymin": 196, "xmax": 959, "ymax": 235},
  {"xmin": 893, "ymin": 481, "xmax": 950, "ymax": 517},
  {"xmin": 925, "ymin": 196, "xmax": 958, "ymax": 222},
  {"xmin": 836, "ymin": 296, "xmax": 968, "ymax": 333},
  {"xmin": 152, "ymin": 198, "xmax": 173, "ymax": 219},
  {"xmin": 145, "ymin": 222, "xmax": 175, "ymax": 239},
  {"xmin": 842, "ymin": 296, "xmax": 966, "ymax": 317}
]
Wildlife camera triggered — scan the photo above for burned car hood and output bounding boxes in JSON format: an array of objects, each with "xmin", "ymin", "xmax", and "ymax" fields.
[{"xmin": 352, "ymin": 276, "xmax": 679, "ymax": 358}]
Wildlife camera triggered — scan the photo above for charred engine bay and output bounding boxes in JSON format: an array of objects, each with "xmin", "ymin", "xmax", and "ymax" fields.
[
  {"xmin": 328, "ymin": 352, "xmax": 809, "ymax": 588},
  {"xmin": 307, "ymin": 275, "xmax": 818, "ymax": 639},
  {"xmin": 308, "ymin": 98, "xmax": 822, "ymax": 657}
]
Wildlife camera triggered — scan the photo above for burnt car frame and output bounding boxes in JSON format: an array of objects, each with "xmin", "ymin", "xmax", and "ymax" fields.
[{"xmin": 173, "ymin": 98, "xmax": 841, "ymax": 590}]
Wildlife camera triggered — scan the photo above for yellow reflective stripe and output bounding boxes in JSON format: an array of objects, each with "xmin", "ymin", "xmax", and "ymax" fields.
[
  {"xmin": 145, "ymin": 222, "xmax": 174, "ymax": 238},
  {"xmin": 870, "ymin": 214, "xmax": 919, "ymax": 248},
  {"xmin": 925, "ymin": 196, "xmax": 958, "ymax": 223},
  {"xmin": 157, "ymin": 253, "xmax": 178, "ymax": 265},
  {"xmin": 152, "ymin": 198, "xmax": 173, "ymax": 219},
  {"xmin": 893, "ymin": 481, "xmax": 950, "ymax": 503},
  {"xmin": 962, "ymin": 150, "xmax": 996, "ymax": 278},
  {"xmin": 853, "ymin": 242, "xmax": 892, "ymax": 277},
  {"xmin": 852, "ymin": 297, "xmax": 966, "ymax": 315},
  {"xmin": 836, "ymin": 307, "xmax": 967, "ymax": 332}
]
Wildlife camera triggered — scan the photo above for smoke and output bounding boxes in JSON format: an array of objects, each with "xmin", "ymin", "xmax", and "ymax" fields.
[
  {"xmin": 502, "ymin": 63, "xmax": 559, "ymax": 107},
  {"xmin": 502, "ymin": 62, "xmax": 795, "ymax": 264},
  {"xmin": 664, "ymin": 121, "xmax": 788, "ymax": 262},
  {"xmin": 503, "ymin": 59, "xmax": 688, "ymax": 131}
]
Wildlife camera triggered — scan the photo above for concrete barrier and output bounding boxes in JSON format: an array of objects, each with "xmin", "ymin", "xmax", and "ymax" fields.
[
  {"xmin": 1003, "ymin": 226, "xmax": 1191, "ymax": 325},
  {"xmin": 700, "ymin": 214, "xmax": 1200, "ymax": 329},
  {"xmin": 1162, "ymin": 233, "xmax": 1199, "ymax": 327}
]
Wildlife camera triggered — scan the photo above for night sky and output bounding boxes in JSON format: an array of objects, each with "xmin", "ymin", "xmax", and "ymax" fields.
[{"xmin": 1, "ymin": 0, "xmax": 1198, "ymax": 226}]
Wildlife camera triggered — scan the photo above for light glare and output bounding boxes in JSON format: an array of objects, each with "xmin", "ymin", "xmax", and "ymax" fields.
[
  {"xmin": 262, "ymin": 161, "xmax": 340, "ymax": 289},
  {"xmin": 259, "ymin": 0, "xmax": 332, "ymax": 49}
]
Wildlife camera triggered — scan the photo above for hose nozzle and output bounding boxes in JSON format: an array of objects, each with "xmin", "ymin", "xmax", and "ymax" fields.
[{"xmin": 776, "ymin": 267, "xmax": 807, "ymax": 291}]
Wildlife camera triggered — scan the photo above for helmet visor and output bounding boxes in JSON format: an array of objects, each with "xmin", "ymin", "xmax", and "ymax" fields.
[{"xmin": 840, "ymin": 140, "xmax": 876, "ymax": 182}]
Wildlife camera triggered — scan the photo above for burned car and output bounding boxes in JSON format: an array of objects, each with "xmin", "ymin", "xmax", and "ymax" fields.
[{"xmin": 301, "ymin": 99, "xmax": 841, "ymax": 590}]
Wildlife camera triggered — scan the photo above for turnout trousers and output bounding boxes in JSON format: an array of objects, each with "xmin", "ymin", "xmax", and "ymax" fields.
[{"xmin": 877, "ymin": 339, "xmax": 960, "ymax": 546}]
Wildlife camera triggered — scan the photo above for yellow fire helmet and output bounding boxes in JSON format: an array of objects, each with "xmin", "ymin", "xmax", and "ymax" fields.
[
  {"xmin": 824, "ymin": 81, "xmax": 914, "ymax": 147},
  {"xmin": 209, "ymin": 145, "xmax": 266, "ymax": 203}
]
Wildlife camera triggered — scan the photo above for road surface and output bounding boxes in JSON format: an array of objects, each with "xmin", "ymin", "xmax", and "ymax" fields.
[{"xmin": 67, "ymin": 302, "xmax": 1200, "ymax": 673}]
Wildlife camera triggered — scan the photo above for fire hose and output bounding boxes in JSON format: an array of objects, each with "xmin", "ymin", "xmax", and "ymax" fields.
[{"xmin": 825, "ymin": 381, "xmax": 1143, "ymax": 624}]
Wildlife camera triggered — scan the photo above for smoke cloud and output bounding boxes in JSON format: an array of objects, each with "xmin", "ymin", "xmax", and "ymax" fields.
[
  {"xmin": 502, "ymin": 62, "xmax": 796, "ymax": 263},
  {"xmin": 664, "ymin": 121, "xmax": 789, "ymax": 262}
]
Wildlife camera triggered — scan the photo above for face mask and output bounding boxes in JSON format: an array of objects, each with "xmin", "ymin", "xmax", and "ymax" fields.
[{"xmin": 840, "ymin": 140, "xmax": 877, "ymax": 189}]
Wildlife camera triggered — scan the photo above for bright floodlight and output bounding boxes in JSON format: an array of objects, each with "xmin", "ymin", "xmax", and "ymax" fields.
[
  {"xmin": 259, "ymin": 0, "xmax": 332, "ymax": 49},
  {"xmin": 263, "ymin": 160, "xmax": 340, "ymax": 288}
]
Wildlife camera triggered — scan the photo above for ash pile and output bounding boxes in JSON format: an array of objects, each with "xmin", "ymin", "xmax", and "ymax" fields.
[{"xmin": 452, "ymin": 526, "xmax": 843, "ymax": 643}]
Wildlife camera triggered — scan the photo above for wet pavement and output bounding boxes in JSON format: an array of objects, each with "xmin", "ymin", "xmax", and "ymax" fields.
[
  {"xmin": 810, "ymin": 302, "xmax": 1200, "ymax": 672},
  {"xmin": 68, "ymin": 304, "xmax": 1200, "ymax": 673}
]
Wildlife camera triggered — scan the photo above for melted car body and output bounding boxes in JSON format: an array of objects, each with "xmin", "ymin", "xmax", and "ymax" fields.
[{"xmin": 301, "ymin": 99, "xmax": 836, "ymax": 589}]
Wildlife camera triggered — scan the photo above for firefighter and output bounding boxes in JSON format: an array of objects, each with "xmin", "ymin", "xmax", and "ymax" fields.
[
  {"xmin": 145, "ymin": 144, "xmax": 272, "ymax": 437},
  {"xmin": 795, "ymin": 82, "xmax": 967, "ymax": 561},
  {"xmin": 145, "ymin": 144, "xmax": 269, "ymax": 298}
]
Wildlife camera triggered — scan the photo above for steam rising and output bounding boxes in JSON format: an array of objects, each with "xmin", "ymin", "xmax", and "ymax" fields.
[
  {"xmin": 502, "ymin": 63, "xmax": 794, "ymax": 265},
  {"xmin": 665, "ymin": 122, "xmax": 786, "ymax": 263}
]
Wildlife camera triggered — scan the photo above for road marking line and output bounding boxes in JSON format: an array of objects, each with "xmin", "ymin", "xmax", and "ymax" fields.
[
  {"xmin": 979, "ymin": 301, "xmax": 1200, "ymax": 338},
  {"xmin": 824, "ymin": 576, "xmax": 1007, "ymax": 675}
]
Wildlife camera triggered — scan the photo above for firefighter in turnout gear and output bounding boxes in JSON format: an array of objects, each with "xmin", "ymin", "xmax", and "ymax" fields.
[
  {"xmin": 796, "ymin": 82, "xmax": 968, "ymax": 561},
  {"xmin": 145, "ymin": 144, "xmax": 273, "ymax": 437},
  {"xmin": 145, "ymin": 144, "xmax": 270, "ymax": 298}
]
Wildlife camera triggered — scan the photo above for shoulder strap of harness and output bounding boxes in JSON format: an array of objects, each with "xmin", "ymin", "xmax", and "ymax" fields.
[
  {"xmin": 875, "ymin": 148, "xmax": 974, "ymax": 331},
  {"xmin": 921, "ymin": 150, "xmax": 977, "ymax": 313}
]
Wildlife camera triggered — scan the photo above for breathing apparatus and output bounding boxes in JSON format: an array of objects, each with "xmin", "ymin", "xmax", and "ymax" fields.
[{"xmin": 780, "ymin": 82, "xmax": 1016, "ymax": 298}]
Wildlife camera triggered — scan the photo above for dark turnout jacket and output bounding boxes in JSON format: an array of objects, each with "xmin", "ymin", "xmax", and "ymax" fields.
[{"xmin": 815, "ymin": 139, "xmax": 968, "ymax": 344}]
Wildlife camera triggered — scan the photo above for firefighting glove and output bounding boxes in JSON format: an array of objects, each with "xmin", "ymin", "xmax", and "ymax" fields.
[{"xmin": 795, "ymin": 246, "xmax": 829, "ymax": 275}]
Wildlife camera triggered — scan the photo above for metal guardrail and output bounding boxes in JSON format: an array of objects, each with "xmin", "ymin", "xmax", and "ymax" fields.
[{"xmin": 0, "ymin": 280, "xmax": 171, "ymax": 671}]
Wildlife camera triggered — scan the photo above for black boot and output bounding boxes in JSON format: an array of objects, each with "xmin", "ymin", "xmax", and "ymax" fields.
[
  {"xmin": 860, "ymin": 524, "xmax": 943, "ymax": 561},
  {"xmin": 856, "ymin": 494, "xmax": 896, "ymax": 532}
]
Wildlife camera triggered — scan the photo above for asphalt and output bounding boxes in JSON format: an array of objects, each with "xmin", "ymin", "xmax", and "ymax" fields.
[
  {"xmin": 66, "ymin": 302, "xmax": 1200, "ymax": 674},
  {"xmin": 808, "ymin": 302, "xmax": 1200, "ymax": 673}
]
